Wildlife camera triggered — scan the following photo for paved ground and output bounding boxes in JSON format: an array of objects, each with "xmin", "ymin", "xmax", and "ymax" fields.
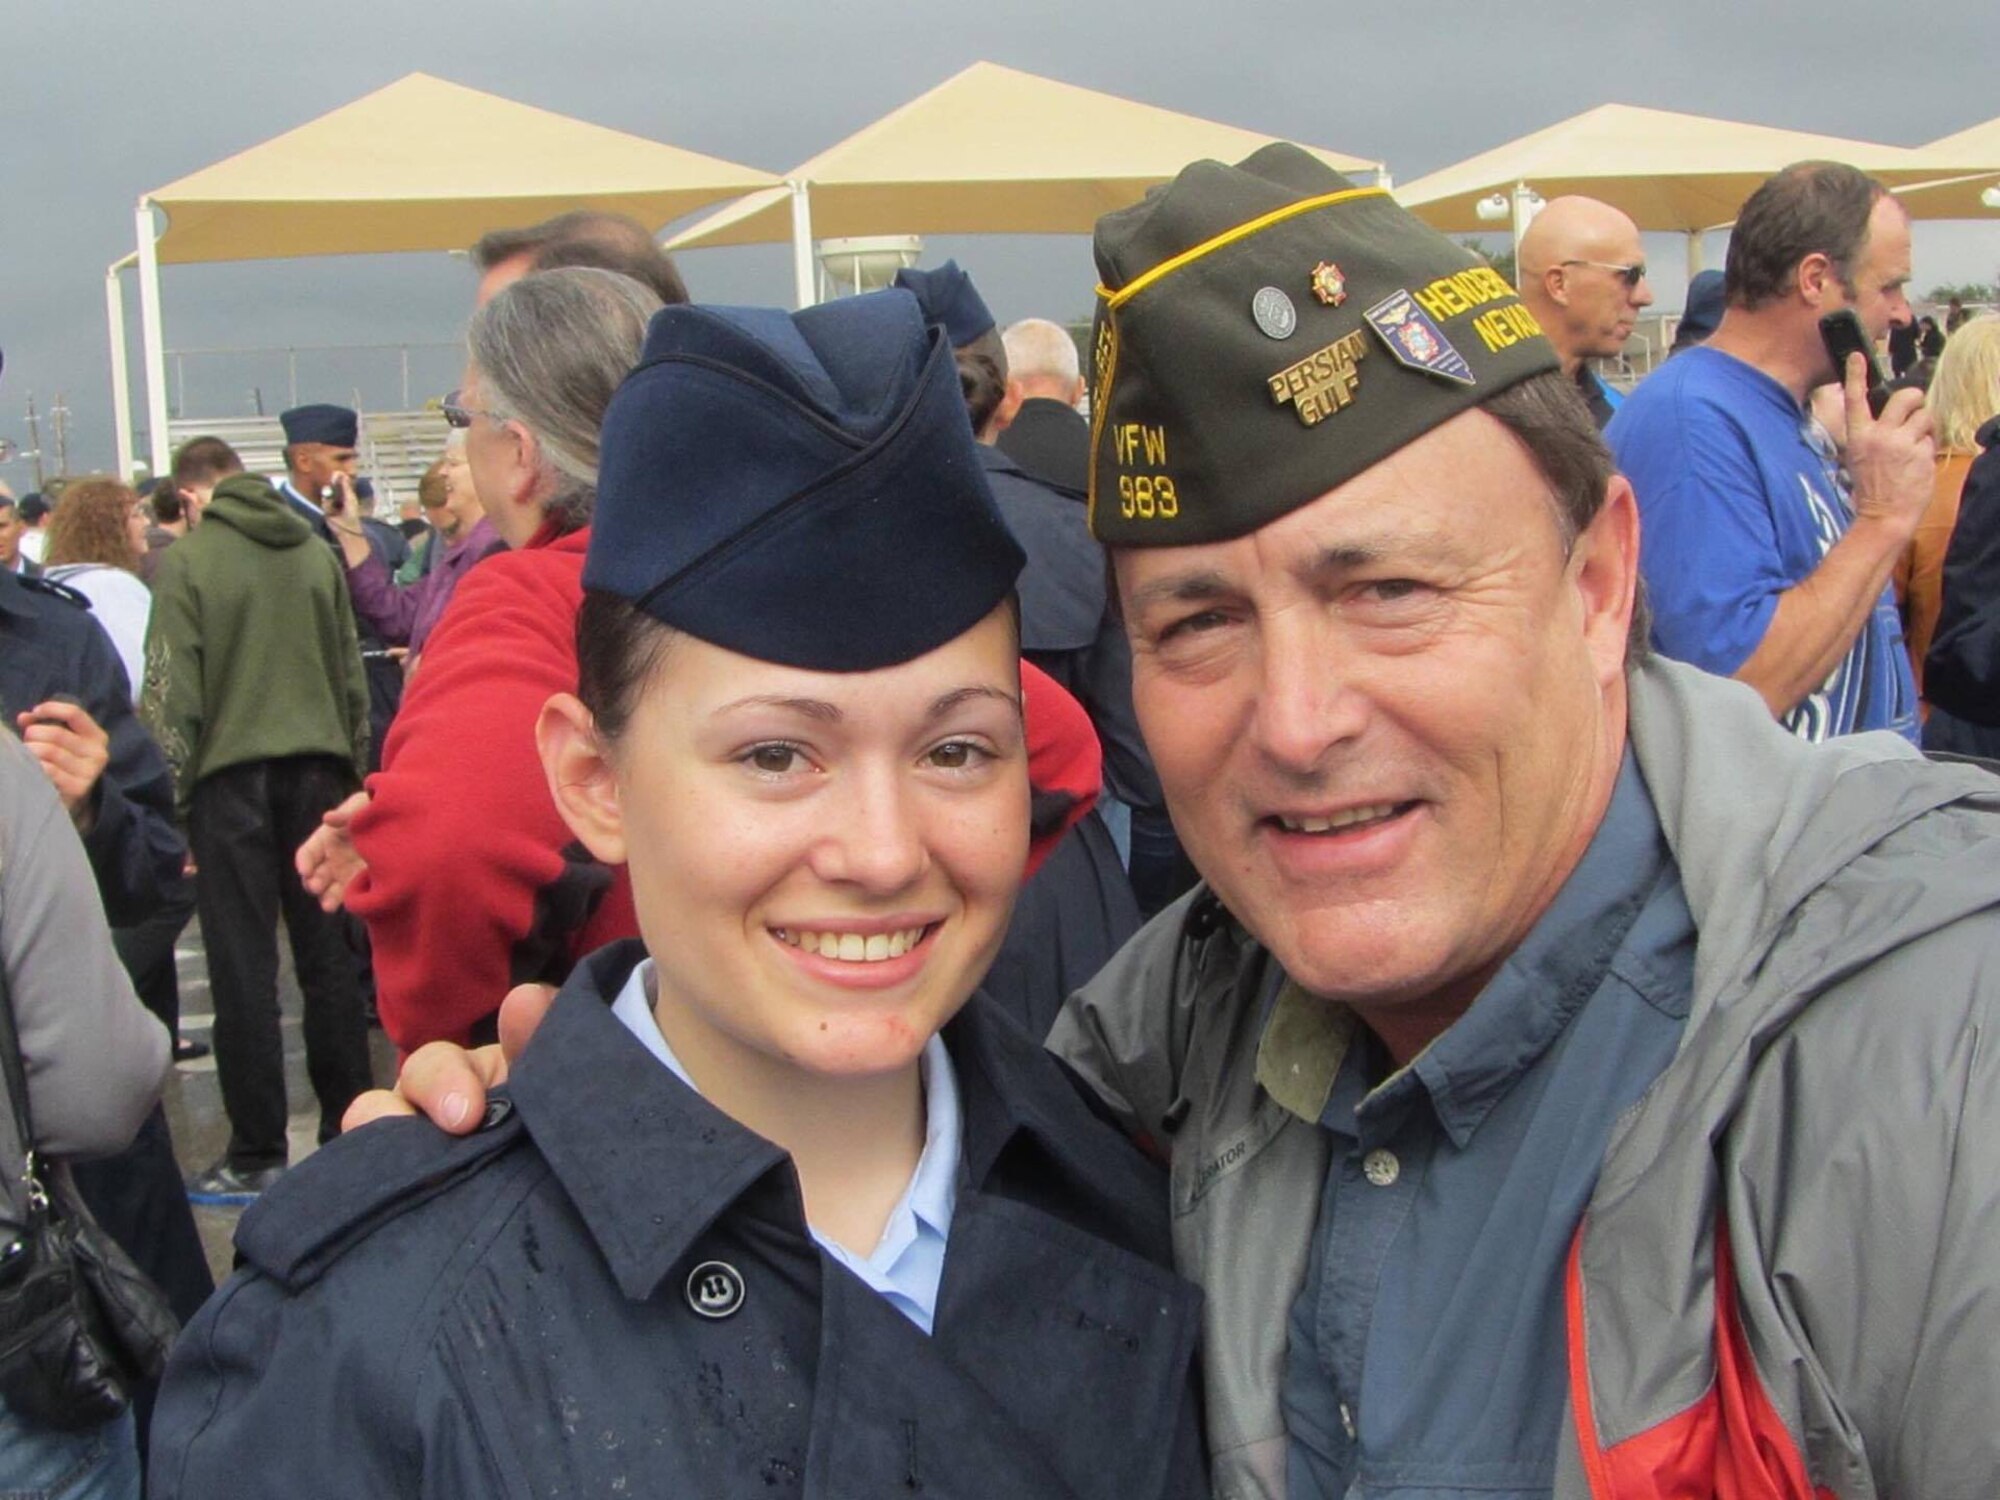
[{"xmin": 161, "ymin": 918, "xmax": 399, "ymax": 1284}]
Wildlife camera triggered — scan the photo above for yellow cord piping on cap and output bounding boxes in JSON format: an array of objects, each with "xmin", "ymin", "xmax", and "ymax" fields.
[
  {"xmin": 1086, "ymin": 310, "xmax": 1120, "ymax": 532},
  {"xmin": 1098, "ymin": 186, "xmax": 1389, "ymax": 311}
]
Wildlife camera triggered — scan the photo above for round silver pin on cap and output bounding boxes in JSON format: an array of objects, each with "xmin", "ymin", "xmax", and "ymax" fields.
[
  {"xmin": 685, "ymin": 1260, "xmax": 745, "ymax": 1320},
  {"xmin": 1252, "ymin": 286, "xmax": 1298, "ymax": 341}
]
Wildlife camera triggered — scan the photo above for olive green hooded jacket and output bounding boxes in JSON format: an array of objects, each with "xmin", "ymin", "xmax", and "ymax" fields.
[{"xmin": 142, "ymin": 474, "xmax": 369, "ymax": 813}]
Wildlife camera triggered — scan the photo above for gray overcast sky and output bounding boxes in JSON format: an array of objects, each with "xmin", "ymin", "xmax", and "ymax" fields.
[{"xmin": 3, "ymin": 0, "xmax": 1996, "ymax": 477}]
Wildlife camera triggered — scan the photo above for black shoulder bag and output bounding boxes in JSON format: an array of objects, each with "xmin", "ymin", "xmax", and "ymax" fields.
[{"xmin": 0, "ymin": 961, "xmax": 179, "ymax": 1429}]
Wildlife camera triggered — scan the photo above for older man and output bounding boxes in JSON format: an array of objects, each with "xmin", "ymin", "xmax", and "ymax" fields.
[
  {"xmin": 378, "ymin": 148, "xmax": 2000, "ymax": 1499},
  {"xmin": 995, "ymin": 315, "xmax": 1092, "ymax": 493},
  {"xmin": 1609, "ymin": 163, "xmax": 1928, "ymax": 744},
  {"xmin": 1061, "ymin": 145, "xmax": 2000, "ymax": 1499},
  {"xmin": 1516, "ymin": 195, "xmax": 1654, "ymax": 427}
]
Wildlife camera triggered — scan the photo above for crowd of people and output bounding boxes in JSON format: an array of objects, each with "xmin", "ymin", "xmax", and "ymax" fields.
[{"xmin": 2, "ymin": 146, "xmax": 1997, "ymax": 1499}]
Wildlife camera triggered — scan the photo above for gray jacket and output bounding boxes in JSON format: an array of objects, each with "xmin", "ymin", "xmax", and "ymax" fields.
[
  {"xmin": 0, "ymin": 734, "xmax": 168, "ymax": 1238},
  {"xmin": 1050, "ymin": 656, "xmax": 2000, "ymax": 1499}
]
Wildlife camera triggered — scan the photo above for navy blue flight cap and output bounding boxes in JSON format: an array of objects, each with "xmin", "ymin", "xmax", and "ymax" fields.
[
  {"xmin": 280, "ymin": 403, "xmax": 358, "ymax": 447},
  {"xmin": 588, "ymin": 289, "xmax": 1025, "ymax": 673},
  {"xmin": 1679, "ymin": 269, "xmax": 1726, "ymax": 343},
  {"xmin": 892, "ymin": 260, "xmax": 995, "ymax": 349}
]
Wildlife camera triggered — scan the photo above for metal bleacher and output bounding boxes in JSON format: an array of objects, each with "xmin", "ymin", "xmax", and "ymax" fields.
[{"xmin": 165, "ymin": 408, "xmax": 449, "ymax": 512}]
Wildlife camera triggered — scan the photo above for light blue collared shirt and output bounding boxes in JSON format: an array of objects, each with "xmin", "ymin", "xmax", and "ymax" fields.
[
  {"xmin": 610, "ymin": 959, "xmax": 961, "ymax": 1334},
  {"xmin": 277, "ymin": 478, "xmax": 325, "ymax": 517}
]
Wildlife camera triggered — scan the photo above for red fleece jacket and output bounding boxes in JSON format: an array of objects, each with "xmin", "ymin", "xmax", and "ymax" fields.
[{"xmin": 347, "ymin": 525, "xmax": 1100, "ymax": 1054}]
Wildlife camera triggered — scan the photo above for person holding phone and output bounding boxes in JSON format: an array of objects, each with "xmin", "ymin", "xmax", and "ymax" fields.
[
  {"xmin": 149, "ymin": 291, "xmax": 1205, "ymax": 1498},
  {"xmin": 274, "ymin": 405, "xmax": 359, "ymax": 543},
  {"xmin": 1607, "ymin": 161, "xmax": 1932, "ymax": 744}
]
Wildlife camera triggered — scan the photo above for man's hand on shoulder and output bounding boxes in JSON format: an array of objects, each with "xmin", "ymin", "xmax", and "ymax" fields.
[
  {"xmin": 341, "ymin": 983, "xmax": 556, "ymax": 1135},
  {"xmin": 1842, "ymin": 353, "xmax": 1935, "ymax": 542}
]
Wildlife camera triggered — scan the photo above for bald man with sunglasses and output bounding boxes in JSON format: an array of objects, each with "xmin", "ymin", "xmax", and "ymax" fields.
[{"xmin": 1517, "ymin": 196, "xmax": 1654, "ymax": 428}]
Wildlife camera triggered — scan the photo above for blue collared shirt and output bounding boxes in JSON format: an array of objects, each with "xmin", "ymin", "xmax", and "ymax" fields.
[
  {"xmin": 610, "ymin": 959, "xmax": 961, "ymax": 1334},
  {"xmin": 1281, "ymin": 755, "xmax": 1695, "ymax": 1498}
]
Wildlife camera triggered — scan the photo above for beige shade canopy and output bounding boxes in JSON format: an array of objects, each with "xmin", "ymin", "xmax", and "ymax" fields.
[
  {"xmin": 1396, "ymin": 103, "xmax": 1986, "ymax": 233},
  {"xmin": 145, "ymin": 72, "xmax": 780, "ymax": 265},
  {"xmin": 1887, "ymin": 115, "xmax": 2000, "ymax": 219},
  {"xmin": 665, "ymin": 62, "xmax": 1382, "ymax": 250}
]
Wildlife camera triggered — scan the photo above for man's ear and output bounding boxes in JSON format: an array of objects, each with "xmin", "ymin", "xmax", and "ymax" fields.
[
  {"xmin": 989, "ymin": 379, "xmax": 1025, "ymax": 439},
  {"xmin": 1568, "ymin": 477, "xmax": 1641, "ymax": 688},
  {"xmin": 536, "ymin": 693, "xmax": 626, "ymax": 865},
  {"xmin": 1796, "ymin": 251, "xmax": 1835, "ymax": 308},
  {"xmin": 1542, "ymin": 264, "xmax": 1573, "ymax": 309}
]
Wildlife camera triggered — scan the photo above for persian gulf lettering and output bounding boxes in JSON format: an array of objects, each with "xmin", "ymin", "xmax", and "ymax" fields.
[{"xmin": 1267, "ymin": 330, "xmax": 1369, "ymax": 427}]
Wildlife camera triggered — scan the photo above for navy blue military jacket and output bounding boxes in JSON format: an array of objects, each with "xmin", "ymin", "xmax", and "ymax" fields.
[
  {"xmin": 152, "ymin": 942, "xmax": 1209, "ymax": 1498},
  {"xmin": 0, "ymin": 567, "xmax": 181, "ymax": 924}
]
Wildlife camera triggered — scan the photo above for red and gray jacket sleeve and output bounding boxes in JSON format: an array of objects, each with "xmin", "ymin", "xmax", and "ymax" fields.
[
  {"xmin": 346, "ymin": 543, "xmax": 635, "ymax": 1054},
  {"xmin": 1020, "ymin": 658, "xmax": 1100, "ymax": 879}
]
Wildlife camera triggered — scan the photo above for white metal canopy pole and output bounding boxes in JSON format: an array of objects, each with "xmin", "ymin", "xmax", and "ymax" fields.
[
  {"xmin": 1687, "ymin": 229, "xmax": 1704, "ymax": 278},
  {"xmin": 135, "ymin": 200, "xmax": 171, "ymax": 476},
  {"xmin": 105, "ymin": 254, "xmax": 137, "ymax": 480},
  {"xmin": 789, "ymin": 180, "xmax": 816, "ymax": 310},
  {"xmin": 1510, "ymin": 181, "xmax": 1542, "ymax": 263}
]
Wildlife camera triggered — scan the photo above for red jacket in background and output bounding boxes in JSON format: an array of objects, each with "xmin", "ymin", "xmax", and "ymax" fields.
[{"xmin": 348, "ymin": 528, "xmax": 635, "ymax": 1053}]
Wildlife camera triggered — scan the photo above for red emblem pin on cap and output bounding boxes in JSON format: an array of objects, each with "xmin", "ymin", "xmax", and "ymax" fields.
[{"xmin": 1311, "ymin": 262, "xmax": 1348, "ymax": 307}]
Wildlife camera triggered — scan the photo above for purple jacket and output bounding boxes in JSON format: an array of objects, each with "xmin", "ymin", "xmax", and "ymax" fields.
[{"xmin": 343, "ymin": 517, "xmax": 504, "ymax": 655}]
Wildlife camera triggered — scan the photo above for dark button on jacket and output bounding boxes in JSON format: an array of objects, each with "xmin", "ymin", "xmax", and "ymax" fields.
[{"xmin": 151, "ymin": 941, "xmax": 1208, "ymax": 1498}]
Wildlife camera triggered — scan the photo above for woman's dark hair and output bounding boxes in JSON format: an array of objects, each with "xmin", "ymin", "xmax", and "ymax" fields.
[
  {"xmin": 576, "ymin": 589, "xmax": 1024, "ymax": 745},
  {"xmin": 576, "ymin": 591, "xmax": 679, "ymax": 743},
  {"xmin": 956, "ymin": 348, "xmax": 1007, "ymax": 436}
]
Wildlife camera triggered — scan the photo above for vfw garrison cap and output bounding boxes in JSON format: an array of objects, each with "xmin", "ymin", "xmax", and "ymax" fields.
[
  {"xmin": 279, "ymin": 403, "xmax": 358, "ymax": 447},
  {"xmin": 587, "ymin": 289, "xmax": 1025, "ymax": 672},
  {"xmin": 1088, "ymin": 142, "xmax": 1560, "ymax": 546}
]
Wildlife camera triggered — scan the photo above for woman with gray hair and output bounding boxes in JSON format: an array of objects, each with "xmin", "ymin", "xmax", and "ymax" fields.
[
  {"xmin": 297, "ymin": 267, "xmax": 662, "ymax": 1057},
  {"xmin": 449, "ymin": 266, "xmax": 660, "ymax": 546}
]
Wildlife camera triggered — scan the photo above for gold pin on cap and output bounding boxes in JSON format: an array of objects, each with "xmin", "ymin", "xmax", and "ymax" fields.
[{"xmin": 1311, "ymin": 261, "xmax": 1347, "ymax": 307}]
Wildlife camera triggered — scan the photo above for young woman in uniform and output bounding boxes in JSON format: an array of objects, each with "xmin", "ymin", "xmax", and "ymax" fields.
[{"xmin": 151, "ymin": 289, "xmax": 1206, "ymax": 1500}]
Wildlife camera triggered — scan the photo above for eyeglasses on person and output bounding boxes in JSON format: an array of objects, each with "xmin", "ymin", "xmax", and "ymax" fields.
[
  {"xmin": 1561, "ymin": 259, "xmax": 1647, "ymax": 289},
  {"xmin": 439, "ymin": 390, "xmax": 510, "ymax": 429}
]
